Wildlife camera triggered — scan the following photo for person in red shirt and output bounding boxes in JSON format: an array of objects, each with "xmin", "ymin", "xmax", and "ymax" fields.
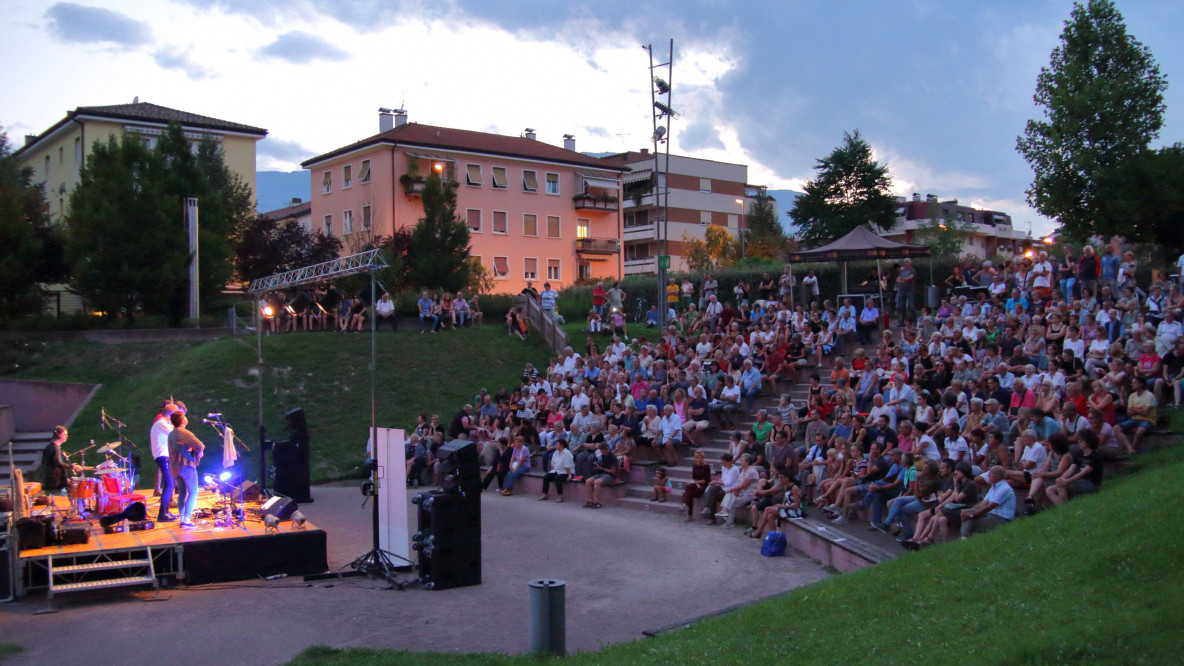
[{"xmin": 592, "ymin": 282, "xmax": 607, "ymax": 318}]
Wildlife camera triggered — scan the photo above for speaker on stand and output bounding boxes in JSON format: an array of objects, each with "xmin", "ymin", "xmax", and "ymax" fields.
[{"xmin": 271, "ymin": 407, "xmax": 312, "ymax": 503}]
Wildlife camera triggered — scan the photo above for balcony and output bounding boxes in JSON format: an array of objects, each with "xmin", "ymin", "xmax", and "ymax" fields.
[
  {"xmin": 623, "ymin": 223, "xmax": 658, "ymax": 242},
  {"xmin": 575, "ymin": 237, "xmax": 620, "ymax": 255},
  {"xmin": 572, "ymin": 193, "xmax": 619, "ymax": 212},
  {"xmin": 624, "ymin": 257, "xmax": 657, "ymax": 274},
  {"xmin": 401, "ymin": 176, "xmax": 458, "ymax": 197}
]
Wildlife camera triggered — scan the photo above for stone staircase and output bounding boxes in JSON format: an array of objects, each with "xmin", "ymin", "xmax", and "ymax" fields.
[{"xmin": 2, "ymin": 431, "xmax": 52, "ymax": 485}]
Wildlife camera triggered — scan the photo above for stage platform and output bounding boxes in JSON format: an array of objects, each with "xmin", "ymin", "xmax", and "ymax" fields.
[{"xmin": 14, "ymin": 487, "xmax": 328, "ymax": 597}]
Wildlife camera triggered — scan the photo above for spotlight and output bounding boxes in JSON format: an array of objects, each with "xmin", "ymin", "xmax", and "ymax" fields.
[
  {"xmin": 263, "ymin": 514, "xmax": 280, "ymax": 533},
  {"xmin": 261, "ymin": 305, "xmax": 275, "ymax": 318},
  {"xmin": 653, "ymin": 101, "xmax": 679, "ymax": 119},
  {"xmin": 652, "ymin": 126, "xmax": 666, "ymax": 142},
  {"xmin": 203, "ymin": 474, "xmax": 216, "ymax": 485},
  {"xmin": 219, "ymin": 471, "xmax": 233, "ymax": 482},
  {"xmin": 291, "ymin": 510, "xmax": 307, "ymax": 530}
]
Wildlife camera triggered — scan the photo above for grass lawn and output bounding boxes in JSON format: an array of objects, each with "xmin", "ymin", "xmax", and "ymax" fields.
[
  {"xmin": 6, "ymin": 325, "xmax": 553, "ymax": 482},
  {"xmin": 289, "ymin": 439, "xmax": 1184, "ymax": 664}
]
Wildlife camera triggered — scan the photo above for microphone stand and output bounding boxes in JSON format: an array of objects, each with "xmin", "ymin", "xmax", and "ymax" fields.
[
  {"xmin": 102, "ymin": 410, "xmax": 141, "ymax": 491},
  {"xmin": 203, "ymin": 418, "xmax": 247, "ymax": 530}
]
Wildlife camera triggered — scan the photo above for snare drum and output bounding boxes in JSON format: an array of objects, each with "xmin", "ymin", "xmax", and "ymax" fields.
[{"xmin": 68, "ymin": 477, "xmax": 96, "ymax": 500}]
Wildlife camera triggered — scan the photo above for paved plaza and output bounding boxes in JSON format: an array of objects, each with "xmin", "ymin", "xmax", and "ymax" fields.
[{"xmin": 1, "ymin": 485, "xmax": 829, "ymax": 664}]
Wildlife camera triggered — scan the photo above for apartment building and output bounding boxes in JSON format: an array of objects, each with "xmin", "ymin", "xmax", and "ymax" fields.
[
  {"xmin": 14, "ymin": 100, "xmax": 267, "ymax": 225},
  {"xmin": 603, "ymin": 150, "xmax": 760, "ymax": 274},
  {"xmin": 261, "ymin": 198, "xmax": 313, "ymax": 232},
  {"xmin": 301, "ymin": 112, "xmax": 626, "ymax": 294},
  {"xmin": 883, "ymin": 193, "xmax": 1032, "ymax": 258}
]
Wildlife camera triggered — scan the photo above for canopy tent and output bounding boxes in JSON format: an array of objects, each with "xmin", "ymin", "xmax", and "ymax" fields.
[{"xmin": 788, "ymin": 225, "xmax": 932, "ymax": 303}]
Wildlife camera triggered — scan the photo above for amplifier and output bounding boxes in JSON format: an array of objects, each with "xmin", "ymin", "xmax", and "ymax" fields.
[{"xmin": 62, "ymin": 527, "xmax": 91, "ymax": 545}]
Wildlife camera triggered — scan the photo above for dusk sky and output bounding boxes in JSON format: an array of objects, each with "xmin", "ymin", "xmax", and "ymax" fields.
[{"xmin": 4, "ymin": 0, "xmax": 1183, "ymax": 236}]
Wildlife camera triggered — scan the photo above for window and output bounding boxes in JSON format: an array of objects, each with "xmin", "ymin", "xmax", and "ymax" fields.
[
  {"xmin": 491, "ymin": 166, "xmax": 508, "ymax": 190},
  {"xmin": 362, "ymin": 205, "xmax": 372, "ymax": 231},
  {"xmin": 493, "ymin": 256, "xmax": 510, "ymax": 278},
  {"xmin": 699, "ymin": 178, "xmax": 712, "ymax": 193},
  {"xmin": 466, "ymin": 208, "xmax": 482, "ymax": 232},
  {"xmin": 547, "ymin": 259, "xmax": 561, "ymax": 281},
  {"xmin": 343, "ymin": 210, "xmax": 354, "ymax": 235},
  {"xmin": 466, "ymin": 163, "xmax": 483, "ymax": 186},
  {"xmin": 523, "ymin": 170, "xmax": 539, "ymax": 192},
  {"xmin": 701, "ymin": 210, "xmax": 712, "ymax": 225},
  {"xmin": 576, "ymin": 218, "xmax": 590, "ymax": 239},
  {"xmin": 727, "ymin": 213, "xmax": 739, "ymax": 228},
  {"xmin": 545, "ymin": 172, "xmax": 559, "ymax": 195},
  {"xmin": 323, "ymin": 215, "xmax": 332, "ymax": 235},
  {"xmin": 524, "ymin": 258, "xmax": 538, "ymax": 280},
  {"xmin": 359, "ymin": 159, "xmax": 371, "ymax": 183},
  {"xmin": 58, "ymin": 147, "xmax": 64, "ymax": 165},
  {"xmin": 74, "ymin": 137, "xmax": 81, "ymax": 163},
  {"xmin": 493, "ymin": 210, "xmax": 508, "ymax": 234},
  {"xmin": 322, "ymin": 171, "xmax": 332, "ymax": 194},
  {"xmin": 523, "ymin": 214, "xmax": 538, "ymax": 237},
  {"xmin": 343, "ymin": 165, "xmax": 352, "ymax": 189},
  {"xmin": 546, "ymin": 215, "xmax": 561, "ymax": 238},
  {"xmin": 44, "ymin": 155, "xmax": 50, "ymax": 179}
]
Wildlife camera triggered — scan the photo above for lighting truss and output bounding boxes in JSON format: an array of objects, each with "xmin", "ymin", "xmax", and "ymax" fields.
[{"xmin": 246, "ymin": 249, "xmax": 389, "ymax": 294}]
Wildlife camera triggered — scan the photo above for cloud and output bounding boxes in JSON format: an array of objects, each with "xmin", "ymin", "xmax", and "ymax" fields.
[
  {"xmin": 257, "ymin": 31, "xmax": 349, "ymax": 64},
  {"xmin": 44, "ymin": 2, "xmax": 152, "ymax": 47},
  {"xmin": 153, "ymin": 46, "xmax": 215, "ymax": 80},
  {"xmin": 258, "ymin": 137, "xmax": 314, "ymax": 163},
  {"xmin": 679, "ymin": 120, "xmax": 725, "ymax": 152}
]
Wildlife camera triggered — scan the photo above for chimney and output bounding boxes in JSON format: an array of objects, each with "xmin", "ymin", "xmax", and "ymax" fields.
[
  {"xmin": 379, "ymin": 108, "xmax": 394, "ymax": 133},
  {"xmin": 912, "ymin": 193, "xmax": 920, "ymax": 202},
  {"xmin": 640, "ymin": 148, "xmax": 650, "ymax": 155},
  {"xmin": 25, "ymin": 134, "xmax": 38, "ymax": 147},
  {"xmin": 926, "ymin": 194, "xmax": 937, "ymax": 202},
  {"xmin": 563, "ymin": 134, "xmax": 576, "ymax": 151},
  {"xmin": 394, "ymin": 109, "xmax": 407, "ymax": 127},
  {"xmin": 524, "ymin": 128, "xmax": 536, "ymax": 140},
  {"xmin": 290, "ymin": 197, "xmax": 302, "ymax": 205}
]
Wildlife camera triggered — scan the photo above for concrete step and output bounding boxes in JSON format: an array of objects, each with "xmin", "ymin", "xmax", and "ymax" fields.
[{"xmin": 615, "ymin": 495, "xmax": 689, "ymax": 517}]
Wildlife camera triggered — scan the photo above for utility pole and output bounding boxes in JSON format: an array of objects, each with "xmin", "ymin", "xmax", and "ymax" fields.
[{"xmin": 645, "ymin": 40, "xmax": 674, "ymax": 329}]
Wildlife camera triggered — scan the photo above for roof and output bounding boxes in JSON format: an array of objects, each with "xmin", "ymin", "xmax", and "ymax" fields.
[
  {"xmin": 302, "ymin": 122, "xmax": 625, "ymax": 172},
  {"xmin": 790, "ymin": 225, "xmax": 931, "ymax": 262},
  {"xmin": 15, "ymin": 101, "xmax": 267, "ymax": 158},
  {"xmin": 261, "ymin": 200, "xmax": 312, "ymax": 222}
]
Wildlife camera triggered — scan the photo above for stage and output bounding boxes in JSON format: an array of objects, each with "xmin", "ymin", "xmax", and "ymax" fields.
[{"xmin": 14, "ymin": 487, "xmax": 328, "ymax": 597}]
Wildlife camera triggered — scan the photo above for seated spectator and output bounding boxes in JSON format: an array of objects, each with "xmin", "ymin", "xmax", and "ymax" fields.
[
  {"xmin": 481, "ymin": 437, "xmax": 512, "ymax": 492},
  {"xmin": 716, "ymin": 453, "xmax": 760, "ymax": 528},
  {"xmin": 1117, "ymin": 376, "xmax": 1157, "ymax": 451},
  {"xmin": 749, "ymin": 470, "xmax": 803, "ymax": 539},
  {"xmin": 500, "ymin": 436, "xmax": 532, "ymax": 496},
  {"xmin": 1046, "ymin": 429, "xmax": 1105, "ymax": 506},
  {"xmin": 453, "ymin": 291, "xmax": 471, "ymax": 327},
  {"xmin": 538, "ymin": 439, "xmax": 574, "ymax": 503},
  {"xmin": 651, "ymin": 468, "xmax": 672, "ymax": 502},
  {"xmin": 417, "ymin": 291, "xmax": 438, "ymax": 334},
  {"xmin": 375, "ymin": 292, "xmax": 397, "ymax": 331},
  {"xmin": 959, "ymin": 465, "xmax": 1015, "ymax": 538},
  {"xmin": 583, "ymin": 442, "xmax": 618, "ymax": 508}
]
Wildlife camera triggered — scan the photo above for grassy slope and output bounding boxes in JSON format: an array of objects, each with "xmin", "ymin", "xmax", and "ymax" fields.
[
  {"xmin": 7, "ymin": 326, "xmax": 554, "ymax": 481},
  {"xmin": 289, "ymin": 444, "xmax": 1184, "ymax": 665}
]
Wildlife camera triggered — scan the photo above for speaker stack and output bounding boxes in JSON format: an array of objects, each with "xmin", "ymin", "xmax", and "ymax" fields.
[
  {"xmin": 272, "ymin": 408, "xmax": 312, "ymax": 502},
  {"xmin": 411, "ymin": 440, "xmax": 481, "ymax": 590}
]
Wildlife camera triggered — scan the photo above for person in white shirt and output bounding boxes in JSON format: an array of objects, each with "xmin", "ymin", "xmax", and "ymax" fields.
[
  {"xmin": 569, "ymin": 404, "xmax": 597, "ymax": 446},
  {"xmin": 695, "ymin": 334, "xmax": 714, "ymax": 360},
  {"xmin": 539, "ymin": 439, "xmax": 575, "ymax": 502},
  {"xmin": 943, "ymin": 423, "xmax": 971, "ymax": 466},
  {"xmin": 375, "ymin": 292, "xmax": 397, "ymax": 330},
  {"xmin": 1155, "ymin": 311, "xmax": 1183, "ymax": 356},
  {"xmin": 1032, "ymin": 251, "xmax": 1054, "ymax": 298},
  {"xmin": 150, "ymin": 403, "xmax": 179, "ymax": 522},
  {"xmin": 655, "ymin": 404, "xmax": 683, "ymax": 466}
]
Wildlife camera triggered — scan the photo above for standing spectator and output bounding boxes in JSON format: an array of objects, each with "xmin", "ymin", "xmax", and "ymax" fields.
[
  {"xmin": 606, "ymin": 281, "xmax": 627, "ymax": 313},
  {"xmin": 680, "ymin": 278, "xmax": 695, "ymax": 311},
  {"xmin": 802, "ymin": 270, "xmax": 820, "ymax": 300},
  {"xmin": 591, "ymin": 282, "xmax": 607, "ymax": 317},
  {"xmin": 1079, "ymin": 245, "xmax": 1101, "ymax": 298},
  {"xmin": 1032, "ymin": 251, "xmax": 1054, "ymax": 300},
  {"xmin": 895, "ymin": 258, "xmax": 916, "ymax": 325},
  {"xmin": 779, "ymin": 264, "xmax": 797, "ymax": 307},
  {"xmin": 540, "ymin": 282, "xmax": 559, "ymax": 317},
  {"xmin": 1101, "ymin": 244, "xmax": 1121, "ymax": 292},
  {"xmin": 521, "ymin": 280, "xmax": 540, "ymax": 302},
  {"xmin": 374, "ymin": 292, "xmax": 397, "ymax": 331},
  {"xmin": 666, "ymin": 278, "xmax": 680, "ymax": 312},
  {"xmin": 700, "ymin": 273, "xmax": 718, "ymax": 309},
  {"xmin": 1058, "ymin": 245, "xmax": 1077, "ymax": 299}
]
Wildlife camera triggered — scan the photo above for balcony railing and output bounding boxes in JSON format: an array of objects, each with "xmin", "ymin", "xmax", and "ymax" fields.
[
  {"xmin": 623, "ymin": 223, "xmax": 658, "ymax": 242},
  {"xmin": 572, "ymin": 194, "xmax": 619, "ymax": 212},
  {"xmin": 624, "ymin": 257, "xmax": 657, "ymax": 274},
  {"xmin": 575, "ymin": 237, "xmax": 620, "ymax": 254},
  {"xmin": 401, "ymin": 177, "xmax": 459, "ymax": 197}
]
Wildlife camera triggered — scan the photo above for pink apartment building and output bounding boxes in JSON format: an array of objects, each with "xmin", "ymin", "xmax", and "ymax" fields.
[{"xmin": 301, "ymin": 112, "xmax": 626, "ymax": 294}]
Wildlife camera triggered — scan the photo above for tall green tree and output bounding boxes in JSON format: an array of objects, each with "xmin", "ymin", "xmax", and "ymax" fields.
[
  {"xmin": 1016, "ymin": 0, "xmax": 1168, "ymax": 241},
  {"xmin": 235, "ymin": 216, "xmax": 342, "ymax": 283},
  {"xmin": 1101, "ymin": 144, "xmax": 1184, "ymax": 253},
  {"xmin": 67, "ymin": 123, "xmax": 255, "ymax": 322},
  {"xmin": 789, "ymin": 130, "xmax": 896, "ymax": 246},
  {"xmin": 407, "ymin": 175, "xmax": 473, "ymax": 293},
  {"xmin": 0, "ymin": 126, "xmax": 66, "ymax": 318},
  {"xmin": 743, "ymin": 192, "xmax": 787, "ymax": 259}
]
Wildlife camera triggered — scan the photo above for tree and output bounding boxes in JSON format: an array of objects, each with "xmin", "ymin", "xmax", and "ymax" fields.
[
  {"xmin": 1016, "ymin": 0, "xmax": 1167, "ymax": 241},
  {"xmin": 0, "ymin": 126, "xmax": 65, "ymax": 318},
  {"xmin": 1101, "ymin": 144, "xmax": 1184, "ymax": 253},
  {"xmin": 67, "ymin": 123, "xmax": 256, "ymax": 322},
  {"xmin": 682, "ymin": 225, "xmax": 736, "ymax": 271},
  {"xmin": 911, "ymin": 200, "xmax": 976, "ymax": 259},
  {"xmin": 789, "ymin": 130, "xmax": 896, "ymax": 246},
  {"xmin": 743, "ymin": 192, "xmax": 787, "ymax": 259},
  {"xmin": 235, "ymin": 215, "xmax": 342, "ymax": 283},
  {"xmin": 406, "ymin": 175, "xmax": 473, "ymax": 293}
]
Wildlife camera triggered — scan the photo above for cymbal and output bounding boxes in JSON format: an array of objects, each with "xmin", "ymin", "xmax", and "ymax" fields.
[
  {"xmin": 94, "ymin": 467, "xmax": 127, "ymax": 475},
  {"xmin": 96, "ymin": 443, "xmax": 121, "ymax": 454}
]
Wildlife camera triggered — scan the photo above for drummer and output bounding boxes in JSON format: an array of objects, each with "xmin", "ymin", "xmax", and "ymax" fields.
[{"xmin": 35, "ymin": 426, "xmax": 81, "ymax": 509}]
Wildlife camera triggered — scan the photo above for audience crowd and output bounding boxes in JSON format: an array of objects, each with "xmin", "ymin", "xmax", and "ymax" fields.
[{"xmin": 402, "ymin": 238, "xmax": 1180, "ymax": 548}]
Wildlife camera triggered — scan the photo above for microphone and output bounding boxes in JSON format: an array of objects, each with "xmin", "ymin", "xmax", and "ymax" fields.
[
  {"xmin": 101, "ymin": 407, "xmax": 106, "ymax": 431},
  {"xmin": 202, "ymin": 419, "xmax": 219, "ymax": 425},
  {"xmin": 207, "ymin": 413, "xmax": 222, "ymax": 418}
]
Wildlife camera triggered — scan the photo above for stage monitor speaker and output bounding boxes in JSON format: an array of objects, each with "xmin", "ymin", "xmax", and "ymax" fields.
[
  {"xmin": 242, "ymin": 480, "xmax": 261, "ymax": 502},
  {"xmin": 414, "ymin": 491, "xmax": 481, "ymax": 590},
  {"xmin": 259, "ymin": 496, "xmax": 299, "ymax": 521}
]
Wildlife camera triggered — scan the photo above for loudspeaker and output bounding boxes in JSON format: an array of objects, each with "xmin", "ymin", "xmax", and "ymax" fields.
[
  {"xmin": 242, "ymin": 480, "xmax": 262, "ymax": 502},
  {"xmin": 14, "ymin": 518, "xmax": 46, "ymax": 550},
  {"xmin": 274, "ymin": 408, "xmax": 312, "ymax": 502},
  {"xmin": 412, "ymin": 491, "xmax": 481, "ymax": 590},
  {"xmin": 0, "ymin": 537, "xmax": 11, "ymax": 602},
  {"xmin": 437, "ymin": 440, "xmax": 481, "ymax": 497},
  {"xmin": 258, "ymin": 496, "xmax": 298, "ymax": 521}
]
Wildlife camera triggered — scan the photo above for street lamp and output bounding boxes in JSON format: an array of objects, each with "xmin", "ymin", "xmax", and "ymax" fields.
[{"xmin": 735, "ymin": 198, "xmax": 746, "ymax": 259}]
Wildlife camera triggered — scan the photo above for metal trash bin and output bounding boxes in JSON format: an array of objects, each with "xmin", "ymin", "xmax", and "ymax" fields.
[{"xmin": 529, "ymin": 578, "xmax": 566, "ymax": 656}]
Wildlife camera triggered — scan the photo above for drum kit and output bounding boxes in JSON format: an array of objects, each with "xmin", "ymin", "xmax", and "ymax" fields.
[{"xmin": 65, "ymin": 441, "xmax": 136, "ymax": 520}]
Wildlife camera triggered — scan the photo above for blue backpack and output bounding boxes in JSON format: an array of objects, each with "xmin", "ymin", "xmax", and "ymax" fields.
[{"xmin": 760, "ymin": 531, "xmax": 787, "ymax": 557}]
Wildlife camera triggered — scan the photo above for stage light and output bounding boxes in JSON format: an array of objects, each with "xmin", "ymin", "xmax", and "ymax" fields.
[
  {"xmin": 261, "ymin": 305, "xmax": 275, "ymax": 318},
  {"xmin": 219, "ymin": 471, "xmax": 233, "ymax": 481},
  {"xmin": 264, "ymin": 514, "xmax": 280, "ymax": 533},
  {"xmin": 203, "ymin": 474, "xmax": 216, "ymax": 485},
  {"xmin": 291, "ymin": 510, "xmax": 307, "ymax": 530}
]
